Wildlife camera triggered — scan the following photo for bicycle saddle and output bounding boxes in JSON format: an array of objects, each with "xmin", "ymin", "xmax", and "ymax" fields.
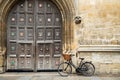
[{"xmin": 79, "ymin": 58, "xmax": 84, "ymax": 60}]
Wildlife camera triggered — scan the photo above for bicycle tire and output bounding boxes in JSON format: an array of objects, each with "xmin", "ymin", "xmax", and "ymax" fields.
[
  {"xmin": 81, "ymin": 62, "xmax": 95, "ymax": 76},
  {"xmin": 58, "ymin": 62, "xmax": 72, "ymax": 77},
  {"xmin": 76, "ymin": 67, "xmax": 82, "ymax": 75}
]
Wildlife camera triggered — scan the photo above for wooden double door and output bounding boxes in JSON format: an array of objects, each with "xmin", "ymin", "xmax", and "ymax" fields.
[{"xmin": 7, "ymin": 0, "xmax": 62, "ymax": 71}]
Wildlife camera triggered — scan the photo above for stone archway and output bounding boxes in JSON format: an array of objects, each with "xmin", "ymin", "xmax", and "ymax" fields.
[{"xmin": 0, "ymin": 0, "xmax": 75, "ymax": 72}]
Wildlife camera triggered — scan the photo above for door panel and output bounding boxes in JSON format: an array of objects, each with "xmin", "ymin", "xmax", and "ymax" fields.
[
  {"xmin": 37, "ymin": 44, "xmax": 44, "ymax": 56},
  {"xmin": 26, "ymin": 44, "xmax": 33, "ymax": 55},
  {"xmin": 46, "ymin": 14, "xmax": 53, "ymax": 26},
  {"xmin": 45, "ymin": 28, "xmax": 53, "ymax": 40},
  {"xmin": 52, "ymin": 57, "xmax": 60, "ymax": 69},
  {"xmin": 45, "ymin": 44, "xmax": 52, "ymax": 56},
  {"xmin": 44, "ymin": 57, "xmax": 51, "ymax": 69},
  {"xmin": 54, "ymin": 13, "xmax": 61, "ymax": 26},
  {"xmin": 27, "ymin": 28, "xmax": 34, "ymax": 40},
  {"xmin": 7, "ymin": 0, "xmax": 62, "ymax": 71},
  {"xmin": 7, "ymin": 57, "xmax": 17, "ymax": 69},
  {"xmin": 27, "ymin": 14, "xmax": 34, "ymax": 26},
  {"xmin": 37, "ymin": 28, "xmax": 45, "ymax": 40},
  {"xmin": 19, "ymin": 13, "xmax": 26, "ymax": 26},
  {"xmin": 19, "ymin": 2, "xmax": 26, "ymax": 12},
  {"xmin": 37, "ymin": 57, "xmax": 44, "ymax": 69},
  {"xmin": 46, "ymin": 2, "xmax": 53, "ymax": 13},
  {"xmin": 9, "ymin": 42, "xmax": 17, "ymax": 54},
  {"xmin": 9, "ymin": 13, "xmax": 17, "ymax": 25},
  {"xmin": 27, "ymin": 0, "xmax": 34, "ymax": 12},
  {"xmin": 37, "ymin": 14, "xmax": 45, "ymax": 26},
  {"xmin": 54, "ymin": 28, "xmax": 61, "ymax": 40},
  {"xmin": 25, "ymin": 57, "xmax": 32, "ymax": 69},
  {"xmin": 18, "ymin": 28, "xmax": 25, "ymax": 40},
  {"xmin": 18, "ymin": 43, "xmax": 25, "ymax": 56},
  {"xmin": 19, "ymin": 57, "xmax": 25, "ymax": 69},
  {"xmin": 37, "ymin": 1, "xmax": 45, "ymax": 13},
  {"xmin": 10, "ymin": 27, "xmax": 17, "ymax": 40},
  {"xmin": 54, "ymin": 42, "xmax": 61, "ymax": 56}
]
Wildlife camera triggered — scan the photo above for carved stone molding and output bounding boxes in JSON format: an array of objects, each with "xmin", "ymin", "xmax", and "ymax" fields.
[{"xmin": 77, "ymin": 45, "xmax": 120, "ymax": 52}]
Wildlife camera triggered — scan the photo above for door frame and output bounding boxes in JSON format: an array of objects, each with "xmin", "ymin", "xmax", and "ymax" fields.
[{"xmin": 0, "ymin": 0, "xmax": 75, "ymax": 72}]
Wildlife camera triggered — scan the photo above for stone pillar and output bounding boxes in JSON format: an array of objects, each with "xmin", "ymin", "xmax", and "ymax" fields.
[{"xmin": 0, "ymin": 48, "xmax": 6, "ymax": 73}]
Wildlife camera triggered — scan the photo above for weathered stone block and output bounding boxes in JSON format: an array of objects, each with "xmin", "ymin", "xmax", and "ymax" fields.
[
  {"xmin": 0, "ymin": 67, "xmax": 3, "ymax": 73},
  {"xmin": 0, "ymin": 55, "xmax": 3, "ymax": 67},
  {"xmin": 111, "ymin": 40, "xmax": 118, "ymax": 45}
]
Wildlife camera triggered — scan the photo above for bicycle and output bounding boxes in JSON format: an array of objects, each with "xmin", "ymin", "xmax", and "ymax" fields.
[{"xmin": 58, "ymin": 54, "xmax": 95, "ymax": 77}]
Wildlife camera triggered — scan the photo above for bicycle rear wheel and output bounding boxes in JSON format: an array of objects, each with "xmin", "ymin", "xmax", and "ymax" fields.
[
  {"xmin": 58, "ymin": 62, "xmax": 72, "ymax": 77},
  {"xmin": 81, "ymin": 62, "xmax": 95, "ymax": 76}
]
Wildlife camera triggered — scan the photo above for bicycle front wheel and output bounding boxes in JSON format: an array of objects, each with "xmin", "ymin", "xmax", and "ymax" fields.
[{"xmin": 58, "ymin": 62, "xmax": 72, "ymax": 77}]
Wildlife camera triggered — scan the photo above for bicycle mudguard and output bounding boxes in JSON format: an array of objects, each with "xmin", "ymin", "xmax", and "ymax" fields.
[
  {"xmin": 84, "ymin": 61, "xmax": 92, "ymax": 63},
  {"xmin": 82, "ymin": 62, "xmax": 95, "ymax": 70}
]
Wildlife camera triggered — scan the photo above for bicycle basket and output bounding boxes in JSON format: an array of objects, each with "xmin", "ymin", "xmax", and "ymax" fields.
[{"xmin": 63, "ymin": 54, "xmax": 71, "ymax": 61}]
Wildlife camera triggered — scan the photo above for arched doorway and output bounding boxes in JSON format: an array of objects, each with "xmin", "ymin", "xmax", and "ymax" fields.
[{"xmin": 7, "ymin": 0, "xmax": 62, "ymax": 71}]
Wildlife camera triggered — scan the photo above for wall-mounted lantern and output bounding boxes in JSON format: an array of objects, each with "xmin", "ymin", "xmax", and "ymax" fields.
[{"xmin": 74, "ymin": 16, "xmax": 82, "ymax": 24}]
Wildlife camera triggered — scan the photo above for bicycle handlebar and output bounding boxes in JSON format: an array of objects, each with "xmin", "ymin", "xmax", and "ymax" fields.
[
  {"xmin": 70, "ymin": 54, "xmax": 75, "ymax": 56},
  {"xmin": 62, "ymin": 54, "xmax": 75, "ymax": 56}
]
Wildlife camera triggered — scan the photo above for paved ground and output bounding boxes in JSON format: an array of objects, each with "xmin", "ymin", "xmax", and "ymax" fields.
[{"xmin": 0, "ymin": 72, "xmax": 120, "ymax": 80}]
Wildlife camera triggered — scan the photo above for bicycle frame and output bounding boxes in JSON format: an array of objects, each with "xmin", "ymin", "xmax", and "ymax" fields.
[
  {"xmin": 66, "ymin": 58, "xmax": 84, "ymax": 70},
  {"xmin": 67, "ymin": 60, "xmax": 78, "ymax": 69}
]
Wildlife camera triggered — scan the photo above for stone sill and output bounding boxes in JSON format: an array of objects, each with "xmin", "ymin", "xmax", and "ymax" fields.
[{"xmin": 77, "ymin": 45, "xmax": 120, "ymax": 52}]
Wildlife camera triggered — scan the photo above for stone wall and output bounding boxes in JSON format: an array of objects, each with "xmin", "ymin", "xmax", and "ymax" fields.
[
  {"xmin": 74, "ymin": 0, "xmax": 120, "ymax": 75},
  {"xmin": 77, "ymin": 52, "xmax": 120, "ymax": 75},
  {"xmin": 75, "ymin": 0, "xmax": 120, "ymax": 45}
]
